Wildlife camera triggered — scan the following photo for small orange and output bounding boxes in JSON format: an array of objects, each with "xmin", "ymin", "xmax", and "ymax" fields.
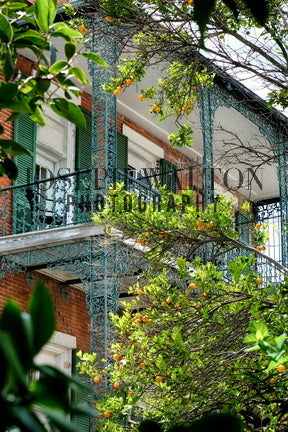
[
  {"xmin": 137, "ymin": 290, "xmax": 144, "ymax": 295},
  {"xmin": 174, "ymin": 303, "xmax": 180, "ymax": 308},
  {"xmin": 138, "ymin": 94, "xmax": 146, "ymax": 100},
  {"xmin": 270, "ymin": 378, "xmax": 277, "ymax": 384},
  {"xmin": 202, "ymin": 292, "xmax": 207, "ymax": 297},
  {"xmin": 94, "ymin": 376, "xmax": 101, "ymax": 383},
  {"xmin": 104, "ymin": 16, "xmax": 113, "ymax": 22},
  {"xmin": 103, "ymin": 240, "xmax": 109, "ymax": 245},
  {"xmin": 113, "ymin": 354, "xmax": 121, "ymax": 361},
  {"xmin": 113, "ymin": 382, "xmax": 121, "ymax": 388},
  {"xmin": 255, "ymin": 223, "xmax": 261, "ymax": 228},
  {"xmin": 125, "ymin": 78, "xmax": 133, "ymax": 85},
  {"xmin": 78, "ymin": 25, "xmax": 89, "ymax": 34},
  {"xmin": 113, "ymin": 90, "xmax": 120, "ymax": 96},
  {"xmin": 166, "ymin": 297, "xmax": 173, "ymax": 303},
  {"xmin": 155, "ymin": 375, "xmax": 164, "ymax": 383},
  {"xmin": 152, "ymin": 301, "xmax": 158, "ymax": 306},
  {"xmin": 139, "ymin": 362, "xmax": 146, "ymax": 368},
  {"xmin": 103, "ymin": 411, "xmax": 112, "ymax": 418},
  {"xmin": 256, "ymin": 278, "xmax": 263, "ymax": 285},
  {"xmin": 128, "ymin": 392, "xmax": 134, "ymax": 397},
  {"xmin": 116, "ymin": 86, "xmax": 123, "ymax": 92},
  {"xmin": 277, "ymin": 364, "xmax": 286, "ymax": 373},
  {"xmin": 189, "ymin": 282, "xmax": 197, "ymax": 290}
]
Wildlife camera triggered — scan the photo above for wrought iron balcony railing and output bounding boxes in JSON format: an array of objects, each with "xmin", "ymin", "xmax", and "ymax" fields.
[{"xmin": 0, "ymin": 168, "xmax": 160, "ymax": 237}]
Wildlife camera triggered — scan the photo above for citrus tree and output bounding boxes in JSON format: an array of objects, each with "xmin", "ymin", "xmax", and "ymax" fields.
[
  {"xmin": 0, "ymin": 0, "xmax": 107, "ymax": 180},
  {"xmin": 77, "ymin": 187, "xmax": 288, "ymax": 432}
]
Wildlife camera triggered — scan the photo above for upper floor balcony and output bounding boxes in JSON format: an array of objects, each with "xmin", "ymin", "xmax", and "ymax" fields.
[{"xmin": 0, "ymin": 168, "xmax": 161, "ymax": 237}]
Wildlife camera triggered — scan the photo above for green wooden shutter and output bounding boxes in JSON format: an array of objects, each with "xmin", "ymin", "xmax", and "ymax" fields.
[
  {"xmin": 72, "ymin": 350, "xmax": 91, "ymax": 432},
  {"xmin": 117, "ymin": 131, "xmax": 128, "ymax": 172},
  {"xmin": 14, "ymin": 114, "xmax": 36, "ymax": 184},
  {"xmin": 76, "ymin": 110, "xmax": 92, "ymax": 170},
  {"xmin": 160, "ymin": 159, "xmax": 177, "ymax": 193},
  {"xmin": 236, "ymin": 211, "xmax": 250, "ymax": 245},
  {"xmin": 13, "ymin": 114, "xmax": 36, "ymax": 233}
]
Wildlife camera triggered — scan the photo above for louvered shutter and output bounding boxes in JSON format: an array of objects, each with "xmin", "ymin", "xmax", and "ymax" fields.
[
  {"xmin": 117, "ymin": 131, "xmax": 128, "ymax": 172},
  {"xmin": 236, "ymin": 211, "xmax": 250, "ymax": 245},
  {"xmin": 13, "ymin": 115, "xmax": 36, "ymax": 233},
  {"xmin": 14, "ymin": 114, "xmax": 36, "ymax": 184},
  {"xmin": 71, "ymin": 350, "xmax": 91, "ymax": 432},
  {"xmin": 76, "ymin": 109, "xmax": 92, "ymax": 170},
  {"xmin": 160, "ymin": 159, "xmax": 177, "ymax": 193}
]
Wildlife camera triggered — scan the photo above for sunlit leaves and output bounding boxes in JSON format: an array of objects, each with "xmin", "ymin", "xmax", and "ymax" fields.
[{"xmin": 0, "ymin": 0, "xmax": 107, "ymax": 180}]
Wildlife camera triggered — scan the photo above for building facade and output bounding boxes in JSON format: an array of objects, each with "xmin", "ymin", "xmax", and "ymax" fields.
[{"xmin": 0, "ymin": 2, "xmax": 287, "ymax": 429}]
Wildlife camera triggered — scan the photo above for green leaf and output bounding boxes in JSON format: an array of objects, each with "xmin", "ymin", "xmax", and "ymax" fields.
[
  {"xmin": 34, "ymin": 0, "xmax": 50, "ymax": 33},
  {"xmin": 52, "ymin": 22, "xmax": 83, "ymax": 40},
  {"xmin": 49, "ymin": 60, "xmax": 68, "ymax": 74},
  {"xmin": 0, "ymin": 332, "xmax": 27, "ymax": 387},
  {"xmin": 82, "ymin": 52, "xmax": 109, "ymax": 67},
  {"xmin": 1, "ymin": 158, "xmax": 18, "ymax": 180},
  {"xmin": 243, "ymin": 333, "xmax": 257, "ymax": 344},
  {"xmin": 242, "ymin": 0, "xmax": 269, "ymax": 26},
  {"xmin": 2, "ymin": 51, "xmax": 15, "ymax": 81},
  {"xmin": 41, "ymin": 408, "xmax": 83, "ymax": 432},
  {"xmin": 69, "ymin": 67, "xmax": 90, "ymax": 84},
  {"xmin": 65, "ymin": 41, "xmax": 77, "ymax": 59},
  {"xmin": 50, "ymin": 98, "xmax": 86, "ymax": 129},
  {"xmin": 0, "ymin": 300, "xmax": 33, "ymax": 370},
  {"xmin": 222, "ymin": 0, "xmax": 239, "ymax": 19},
  {"xmin": 30, "ymin": 107, "xmax": 46, "ymax": 126},
  {"xmin": 0, "ymin": 139, "xmax": 31, "ymax": 156},
  {"xmin": 0, "ymin": 83, "xmax": 18, "ymax": 104},
  {"xmin": 0, "ymin": 14, "xmax": 13, "ymax": 43},
  {"xmin": 248, "ymin": 321, "xmax": 269, "ymax": 340},
  {"xmin": 47, "ymin": 0, "xmax": 57, "ymax": 26},
  {"xmin": 9, "ymin": 405, "xmax": 47, "ymax": 432},
  {"xmin": 29, "ymin": 281, "xmax": 55, "ymax": 355},
  {"xmin": 194, "ymin": 0, "xmax": 216, "ymax": 46},
  {"xmin": 13, "ymin": 29, "xmax": 46, "ymax": 45}
]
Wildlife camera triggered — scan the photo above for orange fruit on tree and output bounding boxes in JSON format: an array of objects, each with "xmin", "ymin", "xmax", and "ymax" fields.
[
  {"xmin": 104, "ymin": 16, "xmax": 113, "ymax": 22},
  {"xmin": 138, "ymin": 94, "xmax": 146, "ymax": 100},
  {"xmin": 128, "ymin": 392, "xmax": 134, "ymax": 397},
  {"xmin": 174, "ymin": 303, "xmax": 180, "ymax": 308},
  {"xmin": 78, "ymin": 25, "xmax": 88, "ymax": 34},
  {"xmin": 256, "ymin": 278, "xmax": 263, "ymax": 285},
  {"xmin": 116, "ymin": 86, "xmax": 123, "ymax": 92},
  {"xmin": 277, "ymin": 364, "xmax": 286, "ymax": 373},
  {"xmin": 270, "ymin": 378, "xmax": 276, "ymax": 384},
  {"xmin": 103, "ymin": 411, "xmax": 112, "ymax": 418},
  {"xmin": 139, "ymin": 362, "xmax": 146, "ymax": 368},
  {"xmin": 155, "ymin": 375, "xmax": 164, "ymax": 383},
  {"xmin": 113, "ymin": 382, "xmax": 121, "ymax": 388},
  {"xmin": 189, "ymin": 282, "xmax": 197, "ymax": 290},
  {"xmin": 113, "ymin": 90, "xmax": 120, "ymax": 96},
  {"xmin": 94, "ymin": 376, "xmax": 101, "ymax": 383},
  {"xmin": 113, "ymin": 354, "xmax": 121, "ymax": 361},
  {"xmin": 166, "ymin": 297, "xmax": 173, "ymax": 303},
  {"xmin": 125, "ymin": 78, "xmax": 133, "ymax": 85}
]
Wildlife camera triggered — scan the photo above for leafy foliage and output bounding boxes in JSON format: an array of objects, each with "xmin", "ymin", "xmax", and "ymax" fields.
[
  {"xmin": 0, "ymin": 0, "xmax": 107, "ymax": 180},
  {"xmin": 0, "ymin": 280, "xmax": 95, "ymax": 432},
  {"xmin": 77, "ymin": 190, "xmax": 288, "ymax": 431}
]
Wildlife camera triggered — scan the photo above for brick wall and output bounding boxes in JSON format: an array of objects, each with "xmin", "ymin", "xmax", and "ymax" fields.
[{"xmin": 0, "ymin": 272, "xmax": 90, "ymax": 351}]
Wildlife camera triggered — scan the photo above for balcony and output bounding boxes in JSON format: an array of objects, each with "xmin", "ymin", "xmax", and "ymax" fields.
[{"xmin": 0, "ymin": 168, "xmax": 160, "ymax": 237}]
